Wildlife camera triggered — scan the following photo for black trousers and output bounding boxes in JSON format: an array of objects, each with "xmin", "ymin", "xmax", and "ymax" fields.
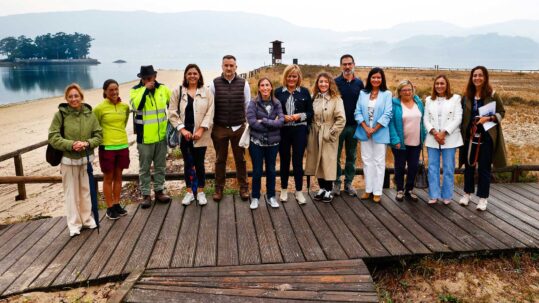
[
  {"xmin": 391, "ymin": 145, "xmax": 421, "ymax": 192},
  {"xmin": 279, "ymin": 125, "xmax": 307, "ymax": 191},
  {"xmin": 180, "ymin": 138, "xmax": 207, "ymax": 189},
  {"xmin": 317, "ymin": 178, "xmax": 333, "ymax": 191},
  {"xmin": 463, "ymin": 133, "xmax": 493, "ymax": 198}
]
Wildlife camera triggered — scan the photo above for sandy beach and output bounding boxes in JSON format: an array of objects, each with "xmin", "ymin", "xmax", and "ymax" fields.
[{"xmin": 0, "ymin": 69, "xmax": 220, "ymax": 224}]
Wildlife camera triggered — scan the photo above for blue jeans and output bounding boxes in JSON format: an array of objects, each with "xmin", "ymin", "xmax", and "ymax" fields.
[
  {"xmin": 249, "ymin": 143, "xmax": 279, "ymax": 199},
  {"xmin": 427, "ymin": 147, "xmax": 456, "ymax": 200}
]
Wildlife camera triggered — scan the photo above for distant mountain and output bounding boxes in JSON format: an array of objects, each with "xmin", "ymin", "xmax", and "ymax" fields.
[{"xmin": 0, "ymin": 10, "xmax": 538, "ymax": 69}]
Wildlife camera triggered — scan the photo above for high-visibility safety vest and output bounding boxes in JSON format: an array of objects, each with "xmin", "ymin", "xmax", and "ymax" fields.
[{"xmin": 130, "ymin": 81, "xmax": 171, "ymax": 144}]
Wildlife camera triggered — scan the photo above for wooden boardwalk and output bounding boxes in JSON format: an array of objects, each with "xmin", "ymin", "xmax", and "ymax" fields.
[{"xmin": 0, "ymin": 182, "xmax": 538, "ymax": 301}]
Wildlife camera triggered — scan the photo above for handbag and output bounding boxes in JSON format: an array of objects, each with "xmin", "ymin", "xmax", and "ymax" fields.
[
  {"xmin": 415, "ymin": 146, "xmax": 429, "ymax": 189},
  {"xmin": 166, "ymin": 86, "xmax": 182, "ymax": 148},
  {"xmin": 238, "ymin": 124, "xmax": 250, "ymax": 148},
  {"xmin": 46, "ymin": 111, "xmax": 65, "ymax": 166}
]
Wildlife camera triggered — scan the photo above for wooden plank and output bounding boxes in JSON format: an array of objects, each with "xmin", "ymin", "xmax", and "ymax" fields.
[
  {"xmin": 125, "ymin": 288, "xmax": 325, "ymax": 303},
  {"xmin": 98, "ymin": 204, "xmax": 152, "ymax": 279},
  {"xmin": 411, "ymin": 189, "xmax": 507, "ymax": 250},
  {"xmin": 448, "ymin": 190, "xmax": 532, "ymax": 248},
  {"xmin": 171, "ymin": 200, "xmax": 201, "ymax": 267},
  {"xmin": 123, "ymin": 201, "xmax": 171, "ymax": 273},
  {"xmin": 517, "ymin": 183, "xmax": 539, "ymax": 198},
  {"xmin": 143, "ymin": 266, "xmax": 367, "ymax": 278},
  {"xmin": 194, "ymin": 198, "xmax": 219, "ymax": 267},
  {"xmin": 493, "ymin": 184, "xmax": 539, "ymax": 212},
  {"xmin": 386, "ymin": 190, "xmax": 475, "ymax": 252},
  {"xmin": 76, "ymin": 204, "xmax": 139, "ymax": 281},
  {"xmin": 267, "ymin": 195, "xmax": 305, "ymax": 263},
  {"xmin": 501, "ymin": 183, "xmax": 539, "ymax": 204},
  {"xmin": 30, "ymin": 212, "xmax": 106, "ymax": 289},
  {"xmin": 133, "ymin": 284, "xmax": 379, "ymax": 302},
  {"xmin": 299, "ymin": 196, "xmax": 347, "ymax": 260},
  {"xmin": 0, "ymin": 224, "xmax": 11, "ymax": 238},
  {"xmin": 379, "ymin": 193, "xmax": 450, "ymax": 253},
  {"xmin": 147, "ymin": 200, "xmax": 185, "ymax": 269},
  {"xmin": 332, "ymin": 197, "xmax": 389, "ymax": 257},
  {"xmin": 391, "ymin": 189, "xmax": 492, "ymax": 251},
  {"xmin": 0, "ymin": 220, "xmax": 44, "ymax": 261},
  {"xmin": 281, "ymin": 196, "xmax": 326, "ymax": 261},
  {"xmin": 0, "ymin": 218, "xmax": 57, "ymax": 276},
  {"xmin": 311, "ymin": 197, "xmax": 368, "ymax": 258},
  {"xmin": 135, "ymin": 281, "xmax": 375, "ymax": 292},
  {"xmin": 217, "ymin": 195, "xmax": 239, "ymax": 266},
  {"xmin": 0, "ymin": 217, "xmax": 63, "ymax": 296},
  {"xmin": 414, "ymin": 189, "xmax": 526, "ymax": 249},
  {"xmin": 527, "ymin": 182, "xmax": 539, "ymax": 190},
  {"xmin": 472, "ymin": 187, "xmax": 539, "ymax": 230},
  {"xmin": 361, "ymin": 195, "xmax": 431, "ymax": 254},
  {"xmin": 52, "ymin": 211, "xmax": 116, "ymax": 286},
  {"xmin": 4, "ymin": 221, "xmax": 71, "ymax": 296},
  {"xmin": 341, "ymin": 194, "xmax": 411, "ymax": 256},
  {"xmin": 251, "ymin": 195, "xmax": 283, "ymax": 264},
  {"xmin": 454, "ymin": 187, "xmax": 539, "ymax": 244},
  {"xmin": 107, "ymin": 268, "xmax": 144, "ymax": 303},
  {"xmin": 235, "ymin": 195, "xmax": 261, "ymax": 265},
  {"xmin": 0, "ymin": 223, "xmax": 28, "ymax": 252},
  {"xmin": 145, "ymin": 259, "xmax": 368, "ymax": 275}
]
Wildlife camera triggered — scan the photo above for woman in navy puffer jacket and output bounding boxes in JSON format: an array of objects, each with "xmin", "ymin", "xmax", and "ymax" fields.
[{"xmin": 246, "ymin": 77, "xmax": 285, "ymax": 209}]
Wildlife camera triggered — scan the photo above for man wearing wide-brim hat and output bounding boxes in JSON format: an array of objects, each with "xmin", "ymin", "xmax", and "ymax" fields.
[{"xmin": 130, "ymin": 65, "xmax": 172, "ymax": 208}]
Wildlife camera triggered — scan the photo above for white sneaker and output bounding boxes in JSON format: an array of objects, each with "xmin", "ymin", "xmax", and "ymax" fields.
[
  {"xmin": 295, "ymin": 191, "xmax": 306, "ymax": 205},
  {"xmin": 476, "ymin": 198, "xmax": 488, "ymax": 211},
  {"xmin": 197, "ymin": 192, "xmax": 207, "ymax": 205},
  {"xmin": 250, "ymin": 198, "xmax": 259, "ymax": 209},
  {"xmin": 69, "ymin": 229, "xmax": 80, "ymax": 237},
  {"xmin": 267, "ymin": 196, "xmax": 280, "ymax": 208},
  {"xmin": 280, "ymin": 190, "xmax": 288, "ymax": 202},
  {"xmin": 182, "ymin": 192, "xmax": 195, "ymax": 205},
  {"xmin": 459, "ymin": 193, "xmax": 470, "ymax": 206}
]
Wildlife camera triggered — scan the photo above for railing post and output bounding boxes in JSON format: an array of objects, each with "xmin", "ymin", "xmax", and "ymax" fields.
[
  {"xmin": 511, "ymin": 165, "xmax": 521, "ymax": 183},
  {"xmin": 14, "ymin": 154, "xmax": 27, "ymax": 200}
]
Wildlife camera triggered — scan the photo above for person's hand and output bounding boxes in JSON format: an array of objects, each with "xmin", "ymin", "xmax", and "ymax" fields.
[
  {"xmin": 477, "ymin": 116, "xmax": 491, "ymax": 125},
  {"xmin": 284, "ymin": 115, "xmax": 293, "ymax": 122},
  {"xmin": 365, "ymin": 127, "xmax": 375, "ymax": 138},
  {"xmin": 293, "ymin": 114, "xmax": 302, "ymax": 121},
  {"xmin": 395, "ymin": 143, "xmax": 401, "ymax": 149},
  {"xmin": 144, "ymin": 80, "xmax": 155, "ymax": 90},
  {"xmin": 181, "ymin": 129, "xmax": 193, "ymax": 141},
  {"xmin": 192, "ymin": 128, "xmax": 204, "ymax": 140}
]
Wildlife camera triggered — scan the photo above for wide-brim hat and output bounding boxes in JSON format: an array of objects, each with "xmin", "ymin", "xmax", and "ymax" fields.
[{"xmin": 137, "ymin": 65, "xmax": 157, "ymax": 78}]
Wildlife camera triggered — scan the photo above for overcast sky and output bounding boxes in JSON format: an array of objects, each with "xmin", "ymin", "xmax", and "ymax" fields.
[{"xmin": 2, "ymin": 0, "xmax": 539, "ymax": 31}]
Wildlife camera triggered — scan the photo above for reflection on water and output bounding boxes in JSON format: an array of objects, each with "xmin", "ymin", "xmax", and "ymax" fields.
[
  {"xmin": 2, "ymin": 65, "xmax": 93, "ymax": 94},
  {"xmin": 0, "ymin": 63, "xmax": 142, "ymax": 105}
]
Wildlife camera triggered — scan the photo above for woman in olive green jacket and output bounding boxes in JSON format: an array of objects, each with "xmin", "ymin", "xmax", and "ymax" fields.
[
  {"xmin": 48, "ymin": 83, "xmax": 103, "ymax": 237},
  {"xmin": 458, "ymin": 66, "xmax": 507, "ymax": 211}
]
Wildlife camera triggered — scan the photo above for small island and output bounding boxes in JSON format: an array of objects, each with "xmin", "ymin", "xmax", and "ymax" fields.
[
  {"xmin": 113, "ymin": 59, "xmax": 127, "ymax": 63},
  {"xmin": 0, "ymin": 32, "xmax": 99, "ymax": 66}
]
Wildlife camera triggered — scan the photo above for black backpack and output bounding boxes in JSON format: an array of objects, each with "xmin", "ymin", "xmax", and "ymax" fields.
[{"xmin": 45, "ymin": 111, "xmax": 65, "ymax": 166}]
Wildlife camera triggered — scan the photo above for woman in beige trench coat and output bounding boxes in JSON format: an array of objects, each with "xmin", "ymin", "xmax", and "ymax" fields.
[{"xmin": 305, "ymin": 72, "xmax": 346, "ymax": 203}]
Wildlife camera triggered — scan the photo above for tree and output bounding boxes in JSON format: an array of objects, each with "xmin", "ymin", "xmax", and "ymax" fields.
[
  {"xmin": 14, "ymin": 36, "xmax": 38, "ymax": 59},
  {"xmin": 0, "ymin": 37, "xmax": 18, "ymax": 59}
]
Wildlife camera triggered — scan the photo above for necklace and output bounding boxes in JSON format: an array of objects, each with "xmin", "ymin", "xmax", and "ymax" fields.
[{"xmin": 370, "ymin": 90, "xmax": 379, "ymax": 100}]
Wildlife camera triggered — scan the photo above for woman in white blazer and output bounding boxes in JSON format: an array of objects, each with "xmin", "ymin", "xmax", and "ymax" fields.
[{"xmin": 423, "ymin": 75, "xmax": 463, "ymax": 205}]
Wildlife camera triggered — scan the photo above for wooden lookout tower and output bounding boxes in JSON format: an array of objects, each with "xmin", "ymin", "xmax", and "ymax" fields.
[{"xmin": 269, "ymin": 40, "xmax": 285, "ymax": 65}]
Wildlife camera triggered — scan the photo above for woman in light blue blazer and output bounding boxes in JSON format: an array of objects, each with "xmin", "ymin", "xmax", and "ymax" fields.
[{"xmin": 354, "ymin": 67, "xmax": 392, "ymax": 202}]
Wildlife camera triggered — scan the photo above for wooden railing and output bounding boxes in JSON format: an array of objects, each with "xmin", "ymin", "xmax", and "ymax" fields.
[{"xmin": 1, "ymin": 140, "xmax": 538, "ymax": 201}]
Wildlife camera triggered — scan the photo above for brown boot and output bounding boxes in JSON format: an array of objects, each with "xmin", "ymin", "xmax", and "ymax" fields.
[
  {"xmin": 154, "ymin": 190, "xmax": 171, "ymax": 203},
  {"xmin": 240, "ymin": 187, "xmax": 250, "ymax": 201},
  {"xmin": 141, "ymin": 195, "xmax": 152, "ymax": 209},
  {"xmin": 213, "ymin": 187, "xmax": 223, "ymax": 202}
]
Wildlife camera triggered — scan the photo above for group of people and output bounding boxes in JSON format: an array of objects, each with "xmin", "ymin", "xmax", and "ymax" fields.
[{"xmin": 48, "ymin": 54, "xmax": 507, "ymax": 237}]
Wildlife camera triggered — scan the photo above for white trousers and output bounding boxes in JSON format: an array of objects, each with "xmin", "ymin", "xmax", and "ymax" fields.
[
  {"xmin": 61, "ymin": 164, "xmax": 96, "ymax": 234},
  {"xmin": 361, "ymin": 138, "xmax": 387, "ymax": 195}
]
